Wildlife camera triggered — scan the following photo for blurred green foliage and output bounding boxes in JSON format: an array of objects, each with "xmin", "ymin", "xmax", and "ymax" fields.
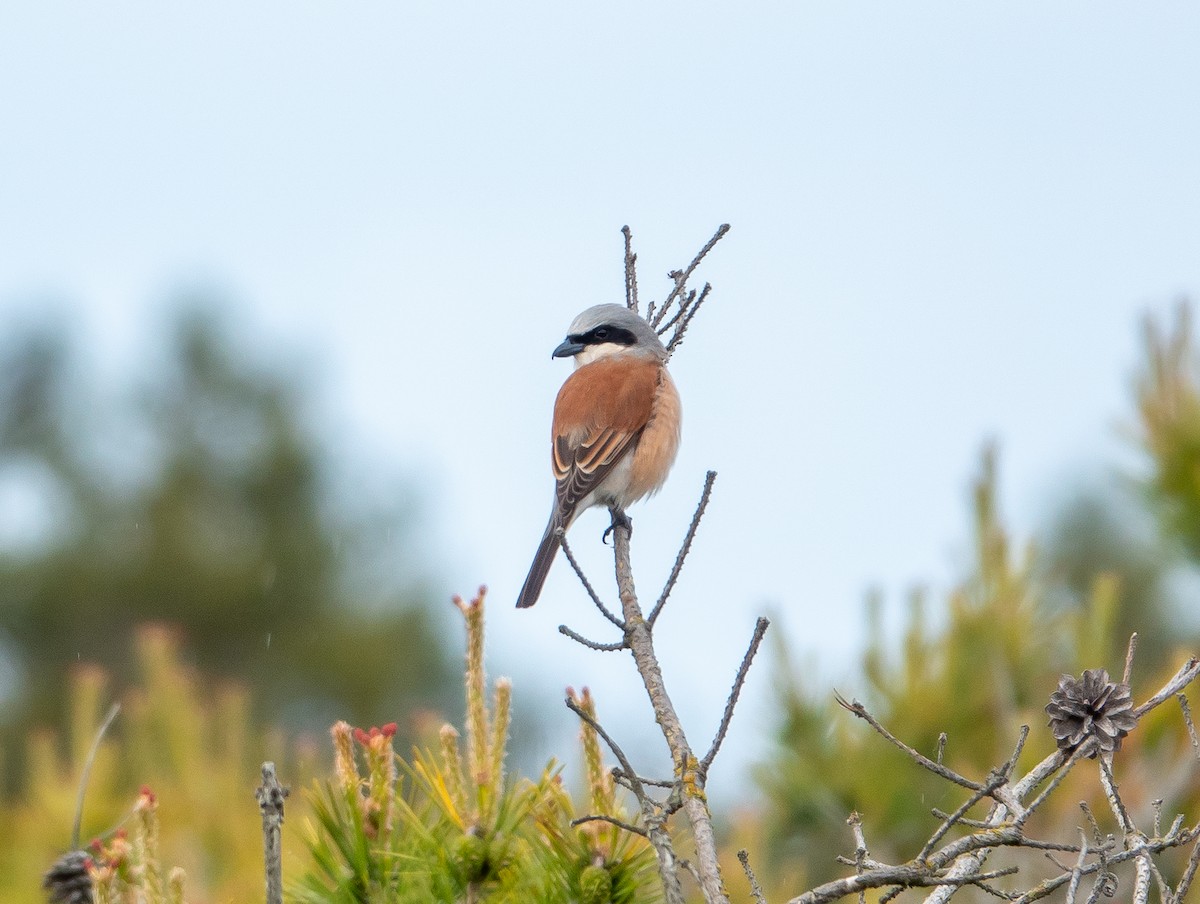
[
  {"xmin": 752, "ymin": 306, "xmax": 1200, "ymax": 901},
  {"xmin": 0, "ymin": 625, "xmax": 315, "ymax": 904},
  {"xmin": 0, "ymin": 305, "xmax": 456, "ymax": 776},
  {"xmin": 9, "ymin": 593, "xmax": 657, "ymax": 904},
  {"xmin": 6, "ymin": 298, "xmax": 1200, "ymax": 903},
  {"xmin": 296, "ymin": 589, "xmax": 660, "ymax": 904}
]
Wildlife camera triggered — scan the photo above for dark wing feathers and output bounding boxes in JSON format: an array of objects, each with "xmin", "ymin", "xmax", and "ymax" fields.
[{"xmin": 554, "ymin": 426, "xmax": 642, "ymax": 519}]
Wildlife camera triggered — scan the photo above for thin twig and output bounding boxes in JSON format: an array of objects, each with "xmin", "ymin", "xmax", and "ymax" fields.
[
  {"xmin": 1179, "ymin": 692, "xmax": 1200, "ymax": 762},
  {"xmin": 612, "ymin": 768, "xmax": 675, "ymax": 790},
  {"xmin": 849, "ymin": 812, "xmax": 869, "ymax": 904},
  {"xmin": 1018, "ymin": 743, "xmax": 1091, "ymax": 825},
  {"xmin": 786, "ymin": 864, "xmax": 1020, "ymax": 904},
  {"xmin": 566, "ymin": 696, "xmax": 644, "ymax": 801},
  {"xmin": 1015, "ymin": 837, "xmax": 1088, "ymax": 853},
  {"xmin": 561, "ymin": 534, "xmax": 624, "ymax": 629},
  {"xmin": 557, "ymin": 624, "xmax": 626, "ymax": 652},
  {"xmin": 1174, "ymin": 831, "xmax": 1200, "ymax": 903},
  {"xmin": 665, "ymin": 282, "xmax": 713, "ymax": 356},
  {"xmin": 929, "ymin": 810, "xmax": 996, "ymax": 830},
  {"xmin": 878, "ymin": 885, "xmax": 903, "ymax": 904},
  {"xmin": 650, "ymin": 224, "xmax": 730, "ymax": 330},
  {"xmin": 623, "ymin": 225, "xmax": 640, "ymax": 316},
  {"xmin": 1098, "ymin": 754, "xmax": 1135, "ymax": 835},
  {"xmin": 700, "ymin": 617, "xmax": 769, "ymax": 776},
  {"xmin": 1123, "ymin": 632, "xmax": 1139, "ymax": 686},
  {"xmin": 1080, "ymin": 802, "xmax": 1104, "ymax": 847},
  {"xmin": 918, "ymin": 768, "xmax": 1009, "ymax": 861},
  {"xmin": 649, "ymin": 470, "xmax": 717, "ymax": 628},
  {"xmin": 1065, "ymin": 831, "xmax": 1088, "ymax": 904},
  {"xmin": 1133, "ymin": 657, "xmax": 1200, "ymax": 718},
  {"xmin": 835, "ymin": 693, "xmax": 984, "ymax": 792},
  {"xmin": 571, "ymin": 813, "xmax": 647, "ymax": 837},
  {"xmin": 1149, "ymin": 855, "xmax": 1172, "ymax": 904},
  {"xmin": 973, "ymin": 879, "xmax": 1019, "ymax": 900},
  {"xmin": 738, "ymin": 850, "xmax": 769, "ymax": 904},
  {"xmin": 72, "ymin": 703, "xmax": 121, "ymax": 850},
  {"xmin": 1085, "ymin": 872, "xmax": 1117, "ymax": 904}
]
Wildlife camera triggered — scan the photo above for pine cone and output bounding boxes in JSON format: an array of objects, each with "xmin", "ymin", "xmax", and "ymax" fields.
[
  {"xmin": 44, "ymin": 850, "xmax": 92, "ymax": 904},
  {"xmin": 1045, "ymin": 668, "xmax": 1138, "ymax": 756}
]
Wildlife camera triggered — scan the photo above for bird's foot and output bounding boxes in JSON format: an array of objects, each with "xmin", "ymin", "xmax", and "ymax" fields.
[{"xmin": 602, "ymin": 508, "xmax": 633, "ymax": 545}]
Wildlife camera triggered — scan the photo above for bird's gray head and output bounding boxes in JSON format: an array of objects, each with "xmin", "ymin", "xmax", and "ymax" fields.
[{"xmin": 552, "ymin": 304, "xmax": 667, "ymax": 366}]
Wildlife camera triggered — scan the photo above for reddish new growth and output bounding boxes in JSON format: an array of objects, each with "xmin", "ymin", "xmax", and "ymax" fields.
[
  {"xmin": 87, "ymin": 829, "xmax": 132, "ymax": 874},
  {"xmin": 452, "ymin": 585, "xmax": 488, "ymax": 617},
  {"xmin": 136, "ymin": 785, "xmax": 157, "ymax": 808},
  {"xmin": 353, "ymin": 723, "xmax": 398, "ymax": 748}
]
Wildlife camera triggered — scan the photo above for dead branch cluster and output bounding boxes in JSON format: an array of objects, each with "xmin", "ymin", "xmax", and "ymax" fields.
[{"xmin": 774, "ymin": 647, "xmax": 1200, "ymax": 904}]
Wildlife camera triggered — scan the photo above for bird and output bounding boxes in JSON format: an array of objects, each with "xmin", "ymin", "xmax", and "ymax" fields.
[{"xmin": 516, "ymin": 303, "xmax": 682, "ymax": 609}]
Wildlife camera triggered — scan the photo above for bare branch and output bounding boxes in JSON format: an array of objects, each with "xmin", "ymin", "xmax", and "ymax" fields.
[
  {"xmin": 571, "ymin": 812, "xmax": 647, "ymax": 837},
  {"xmin": 849, "ymin": 812, "xmax": 870, "ymax": 904},
  {"xmin": 612, "ymin": 768, "xmax": 675, "ymax": 790},
  {"xmin": 649, "ymin": 470, "xmax": 718, "ymax": 628},
  {"xmin": 561, "ymin": 534, "xmax": 623, "ymax": 629},
  {"xmin": 1079, "ymin": 801, "xmax": 1105, "ymax": 848},
  {"xmin": 1064, "ymin": 830, "xmax": 1089, "ymax": 904},
  {"xmin": 610, "ymin": 519, "xmax": 730, "ymax": 903},
  {"xmin": 917, "ymin": 768, "xmax": 1009, "ymax": 862},
  {"xmin": 786, "ymin": 862, "xmax": 1019, "ymax": 904},
  {"xmin": 1098, "ymin": 753, "xmax": 1135, "ymax": 836},
  {"xmin": 665, "ymin": 282, "xmax": 713, "ymax": 357},
  {"xmin": 738, "ymin": 850, "xmax": 769, "ymax": 904},
  {"xmin": 929, "ymin": 809, "xmax": 997, "ymax": 830},
  {"xmin": 1123, "ymin": 632, "xmax": 1139, "ymax": 686},
  {"xmin": 558, "ymin": 624, "xmax": 626, "ymax": 652},
  {"xmin": 834, "ymin": 694, "xmax": 984, "ymax": 793},
  {"xmin": 1018, "ymin": 743, "xmax": 1091, "ymax": 824},
  {"xmin": 699, "ymin": 616, "xmax": 769, "ymax": 779},
  {"xmin": 1174, "ymin": 831, "xmax": 1200, "ymax": 903},
  {"xmin": 623, "ymin": 225, "xmax": 640, "ymax": 315},
  {"xmin": 1133, "ymin": 657, "xmax": 1200, "ymax": 718},
  {"xmin": 565, "ymin": 695, "xmax": 643, "ymax": 801},
  {"xmin": 649, "ymin": 224, "xmax": 730, "ymax": 332},
  {"xmin": 1179, "ymin": 692, "xmax": 1200, "ymax": 762}
]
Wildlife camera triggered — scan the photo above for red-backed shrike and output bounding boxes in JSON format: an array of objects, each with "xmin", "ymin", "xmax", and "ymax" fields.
[{"xmin": 516, "ymin": 304, "xmax": 682, "ymax": 609}]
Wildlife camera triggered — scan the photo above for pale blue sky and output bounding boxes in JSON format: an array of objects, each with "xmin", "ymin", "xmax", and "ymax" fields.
[{"xmin": 2, "ymin": 4, "xmax": 1199, "ymax": 790}]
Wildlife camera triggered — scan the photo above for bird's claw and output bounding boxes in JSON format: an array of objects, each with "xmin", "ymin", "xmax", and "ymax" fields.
[{"xmin": 602, "ymin": 509, "xmax": 632, "ymax": 545}]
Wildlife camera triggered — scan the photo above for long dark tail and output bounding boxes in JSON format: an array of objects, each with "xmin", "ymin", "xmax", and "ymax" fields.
[{"xmin": 516, "ymin": 517, "xmax": 563, "ymax": 608}]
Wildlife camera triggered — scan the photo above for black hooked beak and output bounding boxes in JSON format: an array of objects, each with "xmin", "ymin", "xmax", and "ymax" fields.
[{"xmin": 552, "ymin": 336, "xmax": 584, "ymax": 358}]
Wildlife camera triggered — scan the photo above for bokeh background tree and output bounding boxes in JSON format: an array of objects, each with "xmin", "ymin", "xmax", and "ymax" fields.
[
  {"xmin": 0, "ymin": 300, "xmax": 457, "ymax": 787},
  {"xmin": 751, "ymin": 305, "xmax": 1200, "ymax": 900}
]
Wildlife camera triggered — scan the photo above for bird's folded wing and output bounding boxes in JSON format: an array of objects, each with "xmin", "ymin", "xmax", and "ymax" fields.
[
  {"xmin": 553, "ymin": 426, "xmax": 642, "ymax": 516},
  {"xmin": 550, "ymin": 354, "xmax": 660, "ymax": 521}
]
